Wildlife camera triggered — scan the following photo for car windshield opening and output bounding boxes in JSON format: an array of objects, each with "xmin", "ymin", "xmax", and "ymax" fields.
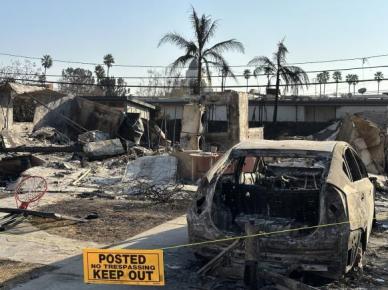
[{"xmin": 211, "ymin": 151, "xmax": 330, "ymax": 235}]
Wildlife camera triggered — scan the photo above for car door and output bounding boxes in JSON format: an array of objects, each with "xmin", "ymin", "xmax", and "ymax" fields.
[
  {"xmin": 342, "ymin": 147, "xmax": 373, "ymax": 233},
  {"xmin": 351, "ymin": 149, "xmax": 375, "ymax": 239}
]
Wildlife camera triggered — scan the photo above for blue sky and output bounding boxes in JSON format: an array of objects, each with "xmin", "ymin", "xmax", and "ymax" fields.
[{"xmin": 1, "ymin": 0, "xmax": 388, "ymax": 94}]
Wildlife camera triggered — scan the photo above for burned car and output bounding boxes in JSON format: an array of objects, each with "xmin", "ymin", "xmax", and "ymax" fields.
[{"xmin": 188, "ymin": 140, "xmax": 375, "ymax": 279}]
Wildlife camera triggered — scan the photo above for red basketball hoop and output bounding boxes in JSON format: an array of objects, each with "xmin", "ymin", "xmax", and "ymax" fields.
[{"xmin": 14, "ymin": 176, "xmax": 48, "ymax": 209}]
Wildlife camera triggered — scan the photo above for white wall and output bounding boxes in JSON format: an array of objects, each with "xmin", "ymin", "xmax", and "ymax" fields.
[
  {"xmin": 159, "ymin": 105, "xmax": 184, "ymax": 119},
  {"xmin": 206, "ymin": 105, "xmax": 227, "ymax": 121},
  {"xmin": 249, "ymin": 105, "xmax": 301, "ymax": 122},
  {"xmin": 335, "ymin": 105, "xmax": 388, "ymax": 119},
  {"xmin": 158, "ymin": 102, "xmax": 388, "ymax": 123},
  {"xmin": 250, "ymin": 104, "xmax": 388, "ymax": 122},
  {"xmin": 126, "ymin": 104, "xmax": 150, "ymax": 120}
]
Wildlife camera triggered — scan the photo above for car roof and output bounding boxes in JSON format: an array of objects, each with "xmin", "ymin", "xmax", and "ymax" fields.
[{"xmin": 233, "ymin": 140, "xmax": 348, "ymax": 153}]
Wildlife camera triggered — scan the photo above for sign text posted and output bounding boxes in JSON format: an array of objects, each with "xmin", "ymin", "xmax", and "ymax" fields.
[{"xmin": 83, "ymin": 248, "xmax": 164, "ymax": 286}]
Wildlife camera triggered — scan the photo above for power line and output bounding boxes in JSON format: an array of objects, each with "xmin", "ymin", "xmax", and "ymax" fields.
[
  {"xmin": 2, "ymin": 64, "xmax": 388, "ymax": 80},
  {"xmin": 0, "ymin": 52, "xmax": 100, "ymax": 66},
  {"xmin": 1, "ymin": 76, "xmax": 386, "ymax": 89},
  {"xmin": 289, "ymin": 53, "xmax": 388, "ymax": 65},
  {"xmin": 2, "ymin": 51, "xmax": 388, "ymax": 69}
]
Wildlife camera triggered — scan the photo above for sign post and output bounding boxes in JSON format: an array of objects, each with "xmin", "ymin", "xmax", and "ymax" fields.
[{"xmin": 83, "ymin": 248, "xmax": 165, "ymax": 286}]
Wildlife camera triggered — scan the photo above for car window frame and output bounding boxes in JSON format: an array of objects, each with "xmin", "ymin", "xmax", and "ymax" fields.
[
  {"xmin": 350, "ymin": 149, "xmax": 368, "ymax": 179},
  {"xmin": 342, "ymin": 159, "xmax": 353, "ymax": 182},
  {"xmin": 343, "ymin": 147, "xmax": 363, "ymax": 182}
]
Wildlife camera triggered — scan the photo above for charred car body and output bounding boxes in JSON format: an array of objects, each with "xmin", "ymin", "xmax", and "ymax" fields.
[{"xmin": 188, "ymin": 140, "xmax": 375, "ymax": 279}]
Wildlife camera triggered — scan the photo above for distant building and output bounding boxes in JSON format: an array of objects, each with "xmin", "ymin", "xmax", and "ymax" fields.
[
  {"xmin": 178, "ymin": 59, "xmax": 213, "ymax": 95},
  {"xmin": 0, "ymin": 82, "xmax": 66, "ymax": 129}
]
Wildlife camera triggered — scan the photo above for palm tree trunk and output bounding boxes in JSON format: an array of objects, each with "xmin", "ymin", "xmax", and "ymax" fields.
[
  {"xmin": 221, "ymin": 76, "xmax": 224, "ymax": 92},
  {"xmin": 43, "ymin": 67, "xmax": 47, "ymax": 85},
  {"xmin": 246, "ymin": 79, "xmax": 248, "ymax": 92},
  {"xmin": 319, "ymin": 84, "xmax": 322, "ymax": 97},
  {"xmin": 353, "ymin": 84, "xmax": 356, "ymax": 95},
  {"xmin": 336, "ymin": 82, "xmax": 338, "ymax": 97},
  {"xmin": 323, "ymin": 84, "xmax": 326, "ymax": 96},
  {"xmin": 273, "ymin": 70, "xmax": 280, "ymax": 123},
  {"xmin": 348, "ymin": 84, "xmax": 351, "ymax": 94},
  {"xmin": 378, "ymin": 81, "xmax": 380, "ymax": 94},
  {"xmin": 196, "ymin": 58, "xmax": 202, "ymax": 95}
]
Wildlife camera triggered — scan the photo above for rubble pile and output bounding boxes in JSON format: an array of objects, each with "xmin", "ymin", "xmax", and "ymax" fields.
[
  {"xmin": 1, "ymin": 83, "xmax": 388, "ymax": 289},
  {"xmin": 31, "ymin": 126, "xmax": 70, "ymax": 145},
  {"xmin": 337, "ymin": 114, "xmax": 386, "ymax": 174},
  {"xmin": 306, "ymin": 113, "xmax": 386, "ymax": 174}
]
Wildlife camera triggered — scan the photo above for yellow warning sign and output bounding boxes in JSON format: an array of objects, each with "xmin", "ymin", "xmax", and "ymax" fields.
[{"xmin": 83, "ymin": 248, "xmax": 165, "ymax": 286}]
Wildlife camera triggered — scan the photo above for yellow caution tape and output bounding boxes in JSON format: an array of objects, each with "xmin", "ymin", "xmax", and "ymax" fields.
[{"xmin": 161, "ymin": 221, "xmax": 350, "ymax": 250}]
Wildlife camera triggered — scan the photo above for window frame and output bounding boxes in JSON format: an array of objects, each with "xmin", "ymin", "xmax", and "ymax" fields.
[
  {"xmin": 351, "ymin": 149, "xmax": 368, "ymax": 179},
  {"xmin": 343, "ymin": 148, "xmax": 363, "ymax": 182}
]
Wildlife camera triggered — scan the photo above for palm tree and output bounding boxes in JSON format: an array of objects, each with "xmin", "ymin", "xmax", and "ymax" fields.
[
  {"xmin": 41, "ymin": 54, "xmax": 53, "ymax": 83},
  {"xmin": 346, "ymin": 74, "xmax": 353, "ymax": 95},
  {"xmin": 243, "ymin": 69, "xmax": 251, "ymax": 92},
  {"xmin": 317, "ymin": 71, "xmax": 330, "ymax": 96},
  {"xmin": 94, "ymin": 65, "xmax": 105, "ymax": 83},
  {"xmin": 158, "ymin": 7, "xmax": 244, "ymax": 94},
  {"xmin": 248, "ymin": 40, "xmax": 309, "ymax": 122},
  {"xmin": 316, "ymin": 73, "xmax": 323, "ymax": 96},
  {"xmin": 332, "ymin": 71, "xmax": 342, "ymax": 97},
  {"xmin": 374, "ymin": 71, "xmax": 384, "ymax": 94},
  {"xmin": 103, "ymin": 54, "xmax": 115, "ymax": 77},
  {"xmin": 252, "ymin": 59, "xmax": 275, "ymax": 93},
  {"xmin": 352, "ymin": 74, "xmax": 359, "ymax": 95},
  {"xmin": 220, "ymin": 62, "xmax": 236, "ymax": 92},
  {"xmin": 321, "ymin": 71, "xmax": 330, "ymax": 95}
]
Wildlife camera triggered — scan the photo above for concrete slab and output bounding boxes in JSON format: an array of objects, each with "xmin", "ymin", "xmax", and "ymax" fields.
[
  {"xmin": 0, "ymin": 224, "xmax": 102, "ymax": 265},
  {"xmin": 12, "ymin": 216, "xmax": 197, "ymax": 290},
  {"xmin": 0, "ymin": 193, "xmax": 102, "ymax": 265}
]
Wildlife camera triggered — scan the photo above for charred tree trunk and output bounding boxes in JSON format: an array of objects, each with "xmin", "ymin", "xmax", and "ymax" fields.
[
  {"xmin": 195, "ymin": 57, "xmax": 202, "ymax": 95},
  {"xmin": 273, "ymin": 70, "xmax": 280, "ymax": 123}
]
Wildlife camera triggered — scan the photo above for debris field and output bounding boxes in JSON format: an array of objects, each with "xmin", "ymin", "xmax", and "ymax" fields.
[{"xmin": 0, "ymin": 83, "xmax": 387, "ymax": 289}]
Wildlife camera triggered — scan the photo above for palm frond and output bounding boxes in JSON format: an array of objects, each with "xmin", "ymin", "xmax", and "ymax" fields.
[
  {"xmin": 243, "ymin": 69, "xmax": 251, "ymax": 80},
  {"xmin": 169, "ymin": 54, "xmax": 194, "ymax": 75},
  {"xmin": 221, "ymin": 61, "xmax": 237, "ymax": 81},
  {"xmin": 276, "ymin": 40, "xmax": 289, "ymax": 63},
  {"xmin": 279, "ymin": 65, "xmax": 309, "ymax": 91},
  {"xmin": 158, "ymin": 32, "xmax": 193, "ymax": 49},
  {"xmin": 202, "ymin": 19, "xmax": 218, "ymax": 45},
  {"xmin": 332, "ymin": 71, "xmax": 342, "ymax": 82},
  {"xmin": 253, "ymin": 65, "xmax": 274, "ymax": 78},
  {"xmin": 248, "ymin": 56, "xmax": 275, "ymax": 68},
  {"xmin": 375, "ymin": 71, "xmax": 384, "ymax": 81},
  {"xmin": 203, "ymin": 50, "xmax": 226, "ymax": 66},
  {"xmin": 248, "ymin": 56, "xmax": 275, "ymax": 77},
  {"xmin": 190, "ymin": 8, "xmax": 202, "ymax": 47},
  {"xmin": 202, "ymin": 58, "xmax": 213, "ymax": 83},
  {"xmin": 201, "ymin": 14, "xmax": 211, "ymax": 35},
  {"xmin": 204, "ymin": 39, "xmax": 244, "ymax": 55}
]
